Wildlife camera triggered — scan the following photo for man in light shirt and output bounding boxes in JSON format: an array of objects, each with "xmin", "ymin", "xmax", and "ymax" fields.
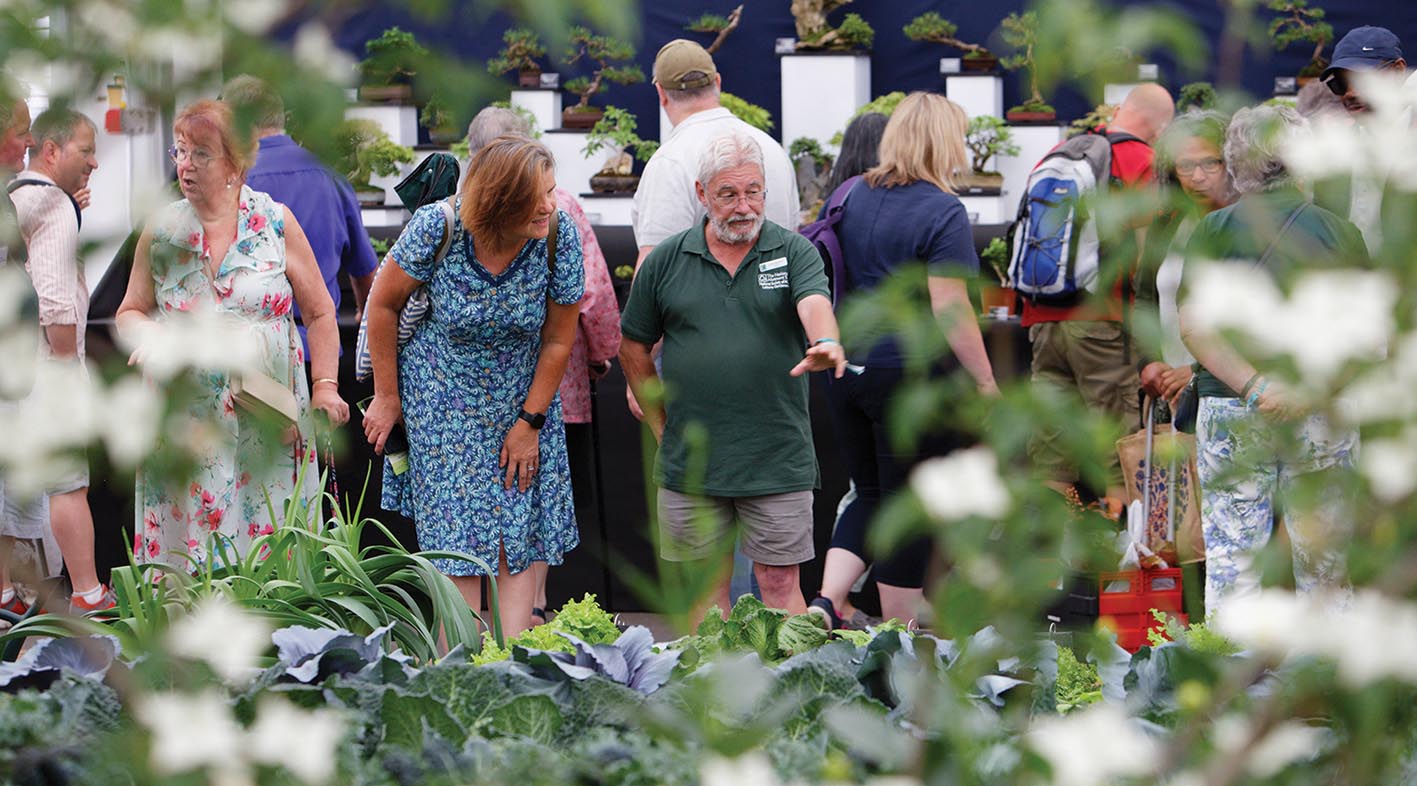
[{"xmin": 9, "ymin": 105, "xmax": 112, "ymax": 612}]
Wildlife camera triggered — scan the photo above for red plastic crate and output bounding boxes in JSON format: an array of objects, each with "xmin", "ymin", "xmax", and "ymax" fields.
[{"xmin": 1096, "ymin": 568, "xmax": 1187, "ymax": 651}]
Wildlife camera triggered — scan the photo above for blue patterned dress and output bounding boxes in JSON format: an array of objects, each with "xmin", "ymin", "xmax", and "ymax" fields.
[{"xmin": 382, "ymin": 200, "xmax": 584, "ymax": 576}]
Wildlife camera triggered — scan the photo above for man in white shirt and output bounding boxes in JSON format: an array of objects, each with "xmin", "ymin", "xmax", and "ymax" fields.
[
  {"xmin": 9, "ymin": 105, "xmax": 111, "ymax": 612},
  {"xmin": 632, "ymin": 39, "xmax": 800, "ymax": 269}
]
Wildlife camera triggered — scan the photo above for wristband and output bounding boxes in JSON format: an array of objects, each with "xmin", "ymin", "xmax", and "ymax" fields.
[
  {"xmin": 313, "ymin": 378, "xmax": 338, "ymax": 389},
  {"xmin": 1239, "ymin": 373, "xmax": 1262, "ymax": 400},
  {"xmin": 1246, "ymin": 380, "xmax": 1269, "ymax": 408},
  {"xmin": 812, "ymin": 337, "xmax": 839, "ymax": 347}
]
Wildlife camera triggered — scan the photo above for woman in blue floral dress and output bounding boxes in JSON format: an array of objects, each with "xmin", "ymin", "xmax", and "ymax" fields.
[
  {"xmin": 363, "ymin": 137, "xmax": 583, "ymax": 636},
  {"xmin": 116, "ymin": 100, "xmax": 349, "ymax": 572}
]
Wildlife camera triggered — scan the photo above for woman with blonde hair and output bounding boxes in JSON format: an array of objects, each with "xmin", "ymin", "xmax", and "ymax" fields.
[
  {"xmin": 362, "ymin": 136, "xmax": 583, "ymax": 637},
  {"xmin": 807, "ymin": 92, "xmax": 997, "ymax": 630},
  {"xmin": 117, "ymin": 100, "xmax": 349, "ymax": 577}
]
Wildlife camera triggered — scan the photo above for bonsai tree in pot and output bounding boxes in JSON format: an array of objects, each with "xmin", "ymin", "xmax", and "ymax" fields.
[
  {"xmin": 978, "ymin": 236, "xmax": 1014, "ymax": 315},
  {"xmin": 685, "ymin": 5, "xmax": 744, "ymax": 55},
  {"xmin": 561, "ymin": 26, "xmax": 644, "ymax": 130},
  {"xmin": 334, "ymin": 119, "xmax": 415, "ymax": 207},
  {"xmin": 1000, "ymin": 11, "xmax": 1056, "ymax": 122},
  {"xmin": 487, "ymin": 27, "xmax": 547, "ymax": 88},
  {"xmin": 419, "ymin": 98, "xmax": 463, "ymax": 145},
  {"xmin": 903, "ymin": 12, "xmax": 999, "ymax": 72},
  {"xmin": 582, "ymin": 106, "xmax": 659, "ymax": 193},
  {"xmin": 1067, "ymin": 103, "xmax": 1117, "ymax": 137},
  {"xmin": 1176, "ymin": 81, "xmax": 1218, "ymax": 112},
  {"xmin": 963, "ymin": 116, "xmax": 1019, "ymax": 193},
  {"xmin": 790, "ymin": 0, "xmax": 874, "ymax": 51},
  {"xmin": 1268, "ymin": 0, "xmax": 1332, "ymax": 83},
  {"xmin": 358, "ymin": 27, "xmax": 428, "ymax": 103},
  {"xmin": 789, "ymin": 136, "xmax": 834, "ymax": 213},
  {"xmin": 721, "ymin": 92, "xmax": 773, "ymax": 133}
]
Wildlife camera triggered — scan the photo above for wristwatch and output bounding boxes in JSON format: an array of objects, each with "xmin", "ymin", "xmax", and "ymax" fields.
[{"xmin": 518, "ymin": 409, "xmax": 546, "ymax": 430}]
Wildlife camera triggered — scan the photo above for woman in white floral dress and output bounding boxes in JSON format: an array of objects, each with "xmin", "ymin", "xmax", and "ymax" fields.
[{"xmin": 116, "ymin": 100, "xmax": 349, "ymax": 570}]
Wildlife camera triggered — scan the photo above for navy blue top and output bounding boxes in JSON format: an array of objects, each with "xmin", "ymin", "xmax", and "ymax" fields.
[
  {"xmin": 836, "ymin": 179, "xmax": 978, "ymax": 368},
  {"xmin": 246, "ymin": 135, "xmax": 379, "ymax": 354}
]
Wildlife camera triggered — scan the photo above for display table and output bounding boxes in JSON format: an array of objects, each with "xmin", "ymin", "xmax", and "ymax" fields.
[
  {"xmin": 779, "ymin": 52, "xmax": 871, "ymax": 150},
  {"xmin": 945, "ymin": 73, "xmax": 1004, "ymax": 118},
  {"xmin": 510, "ymin": 88, "xmax": 563, "ymax": 134}
]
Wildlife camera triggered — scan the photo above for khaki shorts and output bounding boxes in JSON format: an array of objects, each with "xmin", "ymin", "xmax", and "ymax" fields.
[
  {"xmin": 657, "ymin": 488, "xmax": 815, "ymax": 567},
  {"xmin": 1028, "ymin": 320, "xmax": 1141, "ymax": 486}
]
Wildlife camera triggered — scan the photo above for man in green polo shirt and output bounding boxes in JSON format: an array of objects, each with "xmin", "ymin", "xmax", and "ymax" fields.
[{"xmin": 620, "ymin": 130, "xmax": 846, "ymax": 619}]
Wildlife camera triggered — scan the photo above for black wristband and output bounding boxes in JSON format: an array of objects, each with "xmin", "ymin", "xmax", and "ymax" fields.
[{"xmin": 518, "ymin": 409, "xmax": 546, "ymax": 430}]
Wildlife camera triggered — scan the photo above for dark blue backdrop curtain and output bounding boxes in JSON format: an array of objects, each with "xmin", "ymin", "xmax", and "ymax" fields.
[{"xmin": 324, "ymin": 1, "xmax": 1417, "ymax": 141}]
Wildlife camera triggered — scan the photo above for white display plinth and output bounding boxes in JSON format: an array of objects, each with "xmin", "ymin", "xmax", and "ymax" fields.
[
  {"xmin": 959, "ymin": 194, "xmax": 1008, "ymax": 225},
  {"xmin": 361, "ymin": 206, "xmax": 411, "ymax": 229},
  {"xmin": 780, "ymin": 53, "xmax": 870, "ymax": 150},
  {"xmin": 1104, "ymin": 82, "xmax": 1145, "ymax": 106},
  {"xmin": 510, "ymin": 88, "xmax": 563, "ymax": 134},
  {"xmin": 578, "ymin": 194, "xmax": 635, "ymax": 226},
  {"xmin": 944, "ymin": 74, "xmax": 1004, "ymax": 118},
  {"xmin": 541, "ymin": 130, "xmax": 600, "ymax": 198},
  {"xmin": 346, "ymin": 104, "xmax": 418, "ymax": 148},
  {"xmin": 995, "ymin": 124, "xmax": 1067, "ymax": 209}
]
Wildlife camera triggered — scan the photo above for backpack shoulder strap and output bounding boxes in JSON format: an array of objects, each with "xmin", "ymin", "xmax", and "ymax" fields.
[
  {"xmin": 7, "ymin": 178, "xmax": 82, "ymax": 230},
  {"xmin": 825, "ymin": 175, "xmax": 864, "ymax": 216},
  {"xmin": 547, "ymin": 210, "xmax": 558, "ymax": 277}
]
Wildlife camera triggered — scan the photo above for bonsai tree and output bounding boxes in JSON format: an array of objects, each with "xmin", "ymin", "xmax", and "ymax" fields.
[
  {"xmin": 562, "ymin": 26, "xmax": 645, "ymax": 113},
  {"xmin": 582, "ymin": 106, "xmax": 659, "ymax": 176},
  {"xmin": 903, "ymin": 12, "xmax": 995, "ymax": 63},
  {"xmin": 685, "ymin": 5, "xmax": 744, "ymax": 55},
  {"xmin": 1176, "ymin": 81, "xmax": 1218, "ymax": 112},
  {"xmin": 487, "ymin": 28, "xmax": 547, "ymax": 86},
  {"xmin": 980, "ymin": 237, "xmax": 1010, "ymax": 285},
  {"xmin": 359, "ymin": 27, "xmax": 427, "ymax": 89},
  {"xmin": 721, "ymin": 92, "xmax": 773, "ymax": 133},
  {"xmin": 1000, "ymin": 11, "xmax": 1055, "ymax": 118},
  {"xmin": 333, "ymin": 119, "xmax": 415, "ymax": 193},
  {"xmin": 789, "ymin": 137, "xmax": 833, "ymax": 172},
  {"xmin": 419, "ymin": 98, "xmax": 461, "ymax": 143},
  {"xmin": 1268, "ymin": 0, "xmax": 1332, "ymax": 78},
  {"xmin": 966, "ymin": 116, "xmax": 1019, "ymax": 177},
  {"xmin": 828, "ymin": 91, "xmax": 904, "ymax": 145},
  {"xmin": 790, "ymin": 1, "xmax": 873, "ymax": 51},
  {"xmin": 1067, "ymin": 103, "xmax": 1117, "ymax": 137}
]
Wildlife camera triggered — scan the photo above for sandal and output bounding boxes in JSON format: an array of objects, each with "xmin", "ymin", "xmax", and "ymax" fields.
[
  {"xmin": 530, "ymin": 607, "xmax": 547, "ymax": 626},
  {"xmin": 807, "ymin": 596, "xmax": 844, "ymax": 631}
]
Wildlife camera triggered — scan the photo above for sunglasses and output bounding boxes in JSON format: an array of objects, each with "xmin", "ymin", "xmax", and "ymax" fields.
[{"xmin": 1323, "ymin": 61, "xmax": 1402, "ymax": 96}]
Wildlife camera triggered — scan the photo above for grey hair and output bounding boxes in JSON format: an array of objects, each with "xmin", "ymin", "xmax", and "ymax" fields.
[
  {"xmin": 1224, "ymin": 104, "xmax": 1306, "ymax": 194},
  {"xmin": 220, "ymin": 75, "xmax": 286, "ymax": 132},
  {"xmin": 663, "ymin": 74, "xmax": 719, "ymax": 105},
  {"xmin": 466, "ymin": 107, "xmax": 531, "ymax": 155},
  {"xmin": 31, "ymin": 107, "xmax": 96, "ymax": 149},
  {"xmin": 696, "ymin": 130, "xmax": 764, "ymax": 189}
]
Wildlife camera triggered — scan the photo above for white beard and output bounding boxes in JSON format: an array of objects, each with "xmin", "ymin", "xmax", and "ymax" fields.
[{"xmin": 709, "ymin": 211, "xmax": 764, "ymax": 245}]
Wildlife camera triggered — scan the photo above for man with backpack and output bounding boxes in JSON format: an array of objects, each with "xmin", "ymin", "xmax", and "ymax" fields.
[{"xmin": 1010, "ymin": 83, "xmax": 1174, "ymax": 508}]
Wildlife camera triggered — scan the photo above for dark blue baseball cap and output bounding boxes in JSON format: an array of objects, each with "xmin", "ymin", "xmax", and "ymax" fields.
[{"xmin": 1322, "ymin": 26, "xmax": 1404, "ymax": 81}]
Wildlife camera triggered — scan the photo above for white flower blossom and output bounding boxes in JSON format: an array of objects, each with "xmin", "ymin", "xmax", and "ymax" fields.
[
  {"xmin": 700, "ymin": 754, "xmax": 786, "ymax": 786},
  {"xmin": 167, "ymin": 596, "xmax": 272, "ymax": 683},
  {"xmin": 100, "ymin": 376, "xmax": 162, "ymax": 466},
  {"xmin": 1029, "ymin": 704, "xmax": 1160, "ymax": 786},
  {"xmin": 911, "ymin": 446, "xmax": 1010, "ymax": 521},
  {"xmin": 1359, "ymin": 431, "xmax": 1417, "ymax": 502},
  {"xmin": 225, "ymin": 0, "xmax": 290, "ymax": 35},
  {"xmin": 137, "ymin": 690, "xmax": 245, "ymax": 776},
  {"xmin": 247, "ymin": 698, "xmax": 345, "ymax": 784},
  {"xmin": 1214, "ymin": 589, "xmax": 1417, "ymax": 686},
  {"xmin": 122, "ymin": 306, "xmax": 264, "ymax": 382},
  {"xmin": 1183, "ymin": 264, "xmax": 1394, "ymax": 388},
  {"xmin": 1212, "ymin": 715, "xmax": 1326, "ymax": 778},
  {"xmin": 294, "ymin": 23, "xmax": 357, "ymax": 86}
]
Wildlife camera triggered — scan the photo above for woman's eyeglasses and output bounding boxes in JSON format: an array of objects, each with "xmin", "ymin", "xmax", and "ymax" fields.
[
  {"xmin": 1175, "ymin": 158, "xmax": 1224, "ymax": 176},
  {"xmin": 168, "ymin": 145, "xmax": 217, "ymax": 169}
]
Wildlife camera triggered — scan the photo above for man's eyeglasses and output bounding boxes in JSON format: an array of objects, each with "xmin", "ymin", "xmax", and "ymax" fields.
[
  {"xmin": 712, "ymin": 188, "xmax": 766, "ymax": 208},
  {"xmin": 168, "ymin": 145, "xmax": 217, "ymax": 169},
  {"xmin": 1175, "ymin": 158, "xmax": 1224, "ymax": 176}
]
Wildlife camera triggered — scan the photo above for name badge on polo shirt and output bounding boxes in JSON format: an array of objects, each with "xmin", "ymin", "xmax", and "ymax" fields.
[{"xmin": 758, "ymin": 256, "xmax": 789, "ymax": 289}]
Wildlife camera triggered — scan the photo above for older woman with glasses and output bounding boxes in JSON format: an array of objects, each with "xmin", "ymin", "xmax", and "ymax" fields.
[
  {"xmin": 1137, "ymin": 110, "xmax": 1237, "ymax": 404},
  {"xmin": 1179, "ymin": 104, "xmax": 1368, "ymax": 614},
  {"xmin": 116, "ymin": 100, "xmax": 349, "ymax": 571}
]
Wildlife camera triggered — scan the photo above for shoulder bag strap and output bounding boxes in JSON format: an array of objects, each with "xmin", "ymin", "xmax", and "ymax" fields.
[
  {"xmin": 7, "ymin": 179, "xmax": 82, "ymax": 230},
  {"xmin": 546, "ymin": 210, "xmax": 558, "ymax": 277},
  {"xmin": 1256, "ymin": 202, "xmax": 1308, "ymax": 269},
  {"xmin": 434, "ymin": 199, "xmax": 455, "ymax": 262}
]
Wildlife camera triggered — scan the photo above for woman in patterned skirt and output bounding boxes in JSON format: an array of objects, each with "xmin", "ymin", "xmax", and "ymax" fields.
[{"xmin": 363, "ymin": 136, "xmax": 583, "ymax": 637}]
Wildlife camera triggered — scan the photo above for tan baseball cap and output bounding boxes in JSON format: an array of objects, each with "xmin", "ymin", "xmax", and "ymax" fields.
[{"xmin": 653, "ymin": 39, "xmax": 717, "ymax": 90}]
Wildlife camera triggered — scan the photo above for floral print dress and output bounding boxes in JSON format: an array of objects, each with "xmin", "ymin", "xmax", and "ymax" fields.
[
  {"xmin": 134, "ymin": 186, "xmax": 319, "ymax": 570},
  {"xmin": 382, "ymin": 200, "xmax": 584, "ymax": 576}
]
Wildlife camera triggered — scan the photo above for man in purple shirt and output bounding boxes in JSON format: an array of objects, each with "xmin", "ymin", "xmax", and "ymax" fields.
[{"xmin": 222, "ymin": 75, "xmax": 378, "ymax": 353}]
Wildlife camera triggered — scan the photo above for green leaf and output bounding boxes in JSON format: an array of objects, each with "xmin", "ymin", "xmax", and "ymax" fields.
[{"xmin": 489, "ymin": 694, "xmax": 563, "ymax": 743}]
